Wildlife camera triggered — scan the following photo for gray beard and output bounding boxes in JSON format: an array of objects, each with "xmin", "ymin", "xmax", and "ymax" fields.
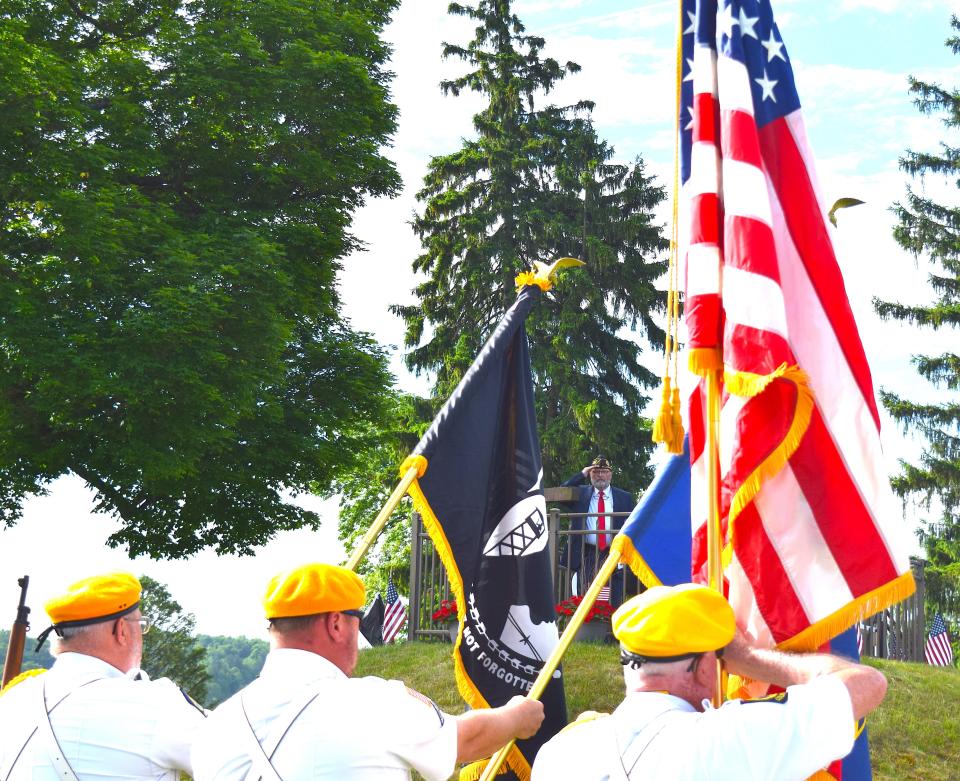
[{"xmin": 591, "ymin": 478, "xmax": 611, "ymax": 492}]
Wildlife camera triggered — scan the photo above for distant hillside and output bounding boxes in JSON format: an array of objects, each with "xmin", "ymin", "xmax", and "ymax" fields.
[
  {"xmin": 1, "ymin": 629, "xmax": 266, "ymax": 708},
  {"xmin": 0, "ymin": 628, "xmax": 54, "ymax": 672},
  {"xmin": 196, "ymin": 634, "xmax": 268, "ymax": 706}
]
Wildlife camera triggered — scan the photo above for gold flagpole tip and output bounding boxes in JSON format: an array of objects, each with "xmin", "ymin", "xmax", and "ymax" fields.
[{"xmin": 514, "ymin": 257, "xmax": 585, "ymax": 293}]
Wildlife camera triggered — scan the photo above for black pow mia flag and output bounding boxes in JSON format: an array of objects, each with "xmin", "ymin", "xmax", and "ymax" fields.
[{"xmin": 403, "ymin": 284, "xmax": 567, "ymax": 780}]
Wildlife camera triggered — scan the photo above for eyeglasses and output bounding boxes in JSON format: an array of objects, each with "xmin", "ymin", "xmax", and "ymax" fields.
[
  {"xmin": 116, "ymin": 617, "xmax": 150, "ymax": 635},
  {"xmin": 341, "ymin": 609, "xmax": 364, "ymax": 620}
]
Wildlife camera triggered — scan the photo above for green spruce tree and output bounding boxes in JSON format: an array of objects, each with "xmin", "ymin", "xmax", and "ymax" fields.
[
  {"xmin": 875, "ymin": 15, "xmax": 960, "ymax": 623},
  {"xmin": 393, "ymin": 0, "xmax": 667, "ymax": 492}
]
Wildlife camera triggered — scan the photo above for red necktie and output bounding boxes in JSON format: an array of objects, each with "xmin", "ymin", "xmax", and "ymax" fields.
[{"xmin": 597, "ymin": 490, "xmax": 607, "ymax": 551}]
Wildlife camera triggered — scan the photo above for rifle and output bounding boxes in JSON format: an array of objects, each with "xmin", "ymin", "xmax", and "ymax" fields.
[{"xmin": 2, "ymin": 576, "xmax": 31, "ymax": 688}]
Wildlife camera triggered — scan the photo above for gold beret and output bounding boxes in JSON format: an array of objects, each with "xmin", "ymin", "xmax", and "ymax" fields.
[
  {"xmin": 612, "ymin": 584, "xmax": 735, "ymax": 659},
  {"xmin": 263, "ymin": 563, "xmax": 365, "ymax": 619},
  {"xmin": 44, "ymin": 572, "xmax": 141, "ymax": 625}
]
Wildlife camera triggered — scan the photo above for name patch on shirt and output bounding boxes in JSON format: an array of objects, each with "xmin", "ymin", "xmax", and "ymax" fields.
[{"xmin": 742, "ymin": 691, "xmax": 788, "ymax": 706}]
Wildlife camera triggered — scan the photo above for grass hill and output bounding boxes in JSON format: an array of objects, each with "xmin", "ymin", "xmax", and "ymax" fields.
[{"xmin": 355, "ymin": 641, "xmax": 960, "ymax": 781}]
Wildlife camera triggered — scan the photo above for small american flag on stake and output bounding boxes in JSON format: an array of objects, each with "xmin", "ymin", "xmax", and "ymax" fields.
[
  {"xmin": 382, "ymin": 574, "xmax": 407, "ymax": 644},
  {"xmin": 925, "ymin": 613, "xmax": 954, "ymax": 667}
]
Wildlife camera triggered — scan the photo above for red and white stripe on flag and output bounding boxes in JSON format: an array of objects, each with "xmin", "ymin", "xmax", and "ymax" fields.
[
  {"xmin": 598, "ymin": 585, "xmax": 611, "ymax": 603},
  {"xmin": 680, "ymin": 0, "xmax": 915, "ymax": 652}
]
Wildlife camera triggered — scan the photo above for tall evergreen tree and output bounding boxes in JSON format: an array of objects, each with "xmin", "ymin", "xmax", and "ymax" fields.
[
  {"xmin": 875, "ymin": 15, "xmax": 960, "ymax": 621},
  {"xmin": 393, "ymin": 0, "xmax": 667, "ymax": 491}
]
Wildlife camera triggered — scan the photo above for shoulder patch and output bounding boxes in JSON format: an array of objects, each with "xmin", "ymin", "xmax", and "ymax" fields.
[
  {"xmin": 742, "ymin": 691, "xmax": 788, "ymax": 706},
  {"xmin": 558, "ymin": 710, "xmax": 610, "ymax": 735},
  {"xmin": 405, "ymin": 687, "xmax": 444, "ymax": 726},
  {"xmin": 180, "ymin": 687, "xmax": 207, "ymax": 716}
]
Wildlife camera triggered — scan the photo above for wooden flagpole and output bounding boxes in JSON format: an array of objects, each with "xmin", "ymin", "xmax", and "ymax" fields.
[
  {"xmin": 477, "ymin": 549, "xmax": 623, "ymax": 781},
  {"xmin": 343, "ymin": 465, "xmax": 421, "ymax": 572}
]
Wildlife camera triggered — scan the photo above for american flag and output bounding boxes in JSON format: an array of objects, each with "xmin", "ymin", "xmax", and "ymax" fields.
[
  {"xmin": 680, "ymin": 0, "xmax": 914, "ymax": 651},
  {"xmin": 925, "ymin": 613, "xmax": 954, "ymax": 667},
  {"xmin": 598, "ymin": 585, "xmax": 610, "ymax": 604},
  {"xmin": 382, "ymin": 575, "xmax": 406, "ymax": 644}
]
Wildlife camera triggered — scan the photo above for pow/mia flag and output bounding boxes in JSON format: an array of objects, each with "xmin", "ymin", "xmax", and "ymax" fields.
[{"xmin": 403, "ymin": 284, "xmax": 567, "ymax": 780}]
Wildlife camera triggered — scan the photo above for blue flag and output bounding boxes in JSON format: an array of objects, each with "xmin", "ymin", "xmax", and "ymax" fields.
[{"xmin": 611, "ymin": 437, "xmax": 692, "ymax": 589}]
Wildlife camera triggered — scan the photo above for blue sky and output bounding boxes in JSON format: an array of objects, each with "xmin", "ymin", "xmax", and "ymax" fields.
[{"xmin": 3, "ymin": 0, "xmax": 958, "ymax": 637}]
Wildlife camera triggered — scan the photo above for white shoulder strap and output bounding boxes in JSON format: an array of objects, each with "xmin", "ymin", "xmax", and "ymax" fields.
[
  {"xmin": 236, "ymin": 686, "xmax": 323, "ymax": 781},
  {"xmin": 34, "ymin": 678, "xmax": 80, "ymax": 781},
  {"xmin": 30, "ymin": 676, "xmax": 105, "ymax": 781},
  {"xmin": 609, "ymin": 707, "xmax": 684, "ymax": 780}
]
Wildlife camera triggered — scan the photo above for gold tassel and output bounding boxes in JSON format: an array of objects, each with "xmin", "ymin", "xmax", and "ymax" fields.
[
  {"xmin": 651, "ymin": 377, "xmax": 674, "ymax": 447},
  {"xmin": 669, "ymin": 384, "xmax": 685, "ymax": 454}
]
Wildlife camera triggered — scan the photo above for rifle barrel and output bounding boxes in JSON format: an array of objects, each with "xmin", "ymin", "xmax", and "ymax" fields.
[{"xmin": 2, "ymin": 576, "xmax": 31, "ymax": 688}]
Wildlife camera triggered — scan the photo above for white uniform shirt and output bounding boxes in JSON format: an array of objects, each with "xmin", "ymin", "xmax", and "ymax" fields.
[
  {"xmin": 586, "ymin": 488, "xmax": 610, "ymax": 547},
  {"xmin": 0, "ymin": 652, "xmax": 205, "ymax": 781},
  {"xmin": 532, "ymin": 675, "xmax": 855, "ymax": 781},
  {"xmin": 191, "ymin": 648, "xmax": 458, "ymax": 781}
]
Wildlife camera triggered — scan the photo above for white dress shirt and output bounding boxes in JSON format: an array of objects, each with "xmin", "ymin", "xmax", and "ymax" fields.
[
  {"xmin": 585, "ymin": 488, "xmax": 609, "ymax": 547},
  {"xmin": 0, "ymin": 652, "xmax": 205, "ymax": 781},
  {"xmin": 191, "ymin": 648, "xmax": 458, "ymax": 781},
  {"xmin": 532, "ymin": 675, "xmax": 855, "ymax": 781}
]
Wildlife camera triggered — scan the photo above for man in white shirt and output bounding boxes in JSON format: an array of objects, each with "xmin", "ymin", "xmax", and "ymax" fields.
[
  {"xmin": 191, "ymin": 562, "xmax": 544, "ymax": 781},
  {"xmin": 532, "ymin": 583, "xmax": 888, "ymax": 781},
  {"xmin": 0, "ymin": 571, "xmax": 205, "ymax": 781}
]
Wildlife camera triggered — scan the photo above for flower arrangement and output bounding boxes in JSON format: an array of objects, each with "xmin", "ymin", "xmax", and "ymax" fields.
[
  {"xmin": 432, "ymin": 599, "xmax": 458, "ymax": 622},
  {"xmin": 555, "ymin": 595, "xmax": 615, "ymax": 624}
]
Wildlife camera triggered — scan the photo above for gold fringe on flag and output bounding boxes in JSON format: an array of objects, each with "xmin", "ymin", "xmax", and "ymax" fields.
[
  {"xmin": 688, "ymin": 346, "xmax": 723, "ymax": 375},
  {"xmin": 720, "ymin": 363, "xmax": 814, "ymax": 572},
  {"xmin": 611, "ymin": 535, "xmax": 664, "ymax": 590},
  {"xmin": 778, "ymin": 571, "xmax": 916, "ymax": 653}
]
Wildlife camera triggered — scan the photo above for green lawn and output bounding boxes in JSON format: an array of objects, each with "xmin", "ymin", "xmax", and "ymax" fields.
[{"xmin": 355, "ymin": 641, "xmax": 960, "ymax": 781}]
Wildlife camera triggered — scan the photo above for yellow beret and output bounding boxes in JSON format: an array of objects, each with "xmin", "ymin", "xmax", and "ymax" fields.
[
  {"xmin": 612, "ymin": 583, "xmax": 735, "ymax": 659},
  {"xmin": 44, "ymin": 572, "xmax": 141, "ymax": 625},
  {"xmin": 263, "ymin": 563, "xmax": 365, "ymax": 619}
]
